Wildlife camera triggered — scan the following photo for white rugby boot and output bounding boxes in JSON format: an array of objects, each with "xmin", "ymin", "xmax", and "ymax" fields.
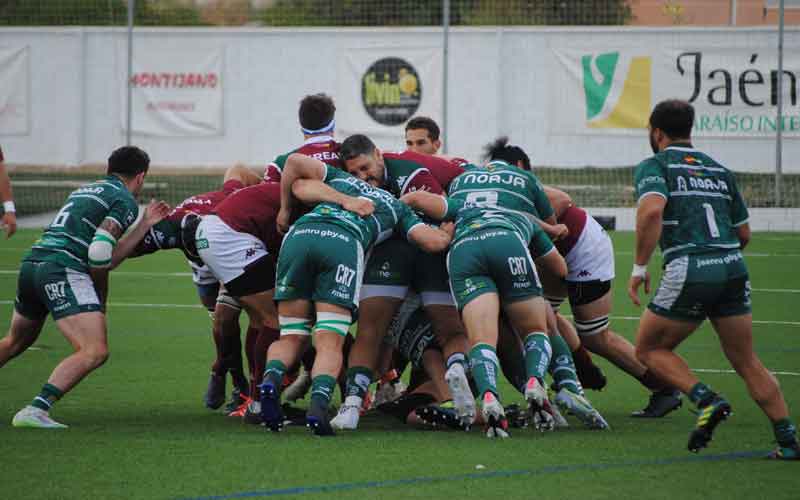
[
  {"xmin": 12, "ymin": 406, "xmax": 68, "ymax": 429},
  {"xmin": 525, "ymin": 377, "xmax": 555, "ymax": 432},
  {"xmin": 330, "ymin": 396, "xmax": 362, "ymax": 430},
  {"xmin": 481, "ymin": 392, "xmax": 509, "ymax": 439},
  {"xmin": 445, "ymin": 363, "xmax": 476, "ymax": 428},
  {"xmin": 555, "ymin": 388, "xmax": 610, "ymax": 430}
]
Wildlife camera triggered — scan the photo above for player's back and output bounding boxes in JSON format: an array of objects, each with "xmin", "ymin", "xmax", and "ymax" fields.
[
  {"xmin": 27, "ymin": 175, "xmax": 138, "ymax": 271},
  {"xmin": 297, "ymin": 167, "xmax": 421, "ymax": 251},
  {"xmin": 446, "ymin": 160, "xmax": 553, "ymax": 242},
  {"xmin": 383, "ymin": 150, "xmax": 464, "ymax": 196},
  {"xmin": 635, "ymin": 145, "xmax": 748, "ymax": 263},
  {"xmin": 214, "ymin": 182, "xmax": 282, "ymax": 253},
  {"xmin": 265, "ymin": 138, "xmax": 341, "ymax": 183}
]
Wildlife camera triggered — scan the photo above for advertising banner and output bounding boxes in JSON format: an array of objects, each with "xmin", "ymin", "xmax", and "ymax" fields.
[
  {"xmin": 551, "ymin": 46, "xmax": 800, "ymax": 138},
  {"xmin": 120, "ymin": 47, "xmax": 224, "ymax": 137},
  {"xmin": 337, "ymin": 47, "xmax": 442, "ymax": 144},
  {"xmin": 0, "ymin": 46, "xmax": 29, "ymax": 135}
]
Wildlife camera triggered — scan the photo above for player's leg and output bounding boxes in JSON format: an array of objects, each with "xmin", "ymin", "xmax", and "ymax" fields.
[
  {"xmin": 305, "ymin": 302, "xmax": 352, "ymax": 436},
  {"xmin": 1, "ymin": 261, "xmax": 49, "ymax": 367},
  {"xmin": 0, "ymin": 312, "xmax": 46, "ymax": 368}
]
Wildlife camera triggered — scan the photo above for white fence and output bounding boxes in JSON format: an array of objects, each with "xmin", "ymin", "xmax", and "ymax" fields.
[{"xmin": 0, "ymin": 26, "xmax": 798, "ymax": 172}]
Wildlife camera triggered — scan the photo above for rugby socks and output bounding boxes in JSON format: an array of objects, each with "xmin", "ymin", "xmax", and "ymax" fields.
[
  {"xmin": 31, "ymin": 383, "xmax": 64, "ymax": 412},
  {"xmin": 688, "ymin": 382, "xmax": 717, "ymax": 408},
  {"xmin": 549, "ymin": 334, "xmax": 583, "ymax": 395},
  {"xmin": 262, "ymin": 360, "xmax": 287, "ymax": 393},
  {"xmin": 773, "ymin": 418, "xmax": 799, "ymax": 447},
  {"xmin": 468, "ymin": 343, "xmax": 500, "ymax": 398},
  {"xmin": 309, "ymin": 375, "xmax": 337, "ymax": 415},
  {"xmin": 344, "ymin": 366, "xmax": 374, "ymax": 403},
  {"xmin": 446, "ymin": 352, "xmax": 469, "ymax": 373},
  {"xmin": 523, "ymin": 332, "xmax": 552, "ymax": 384}
]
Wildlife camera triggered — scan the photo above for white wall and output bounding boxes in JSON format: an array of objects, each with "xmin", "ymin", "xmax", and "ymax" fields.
[{"xmin": 0, "ymin": 26, "xmax": 798, "ymax": 173}]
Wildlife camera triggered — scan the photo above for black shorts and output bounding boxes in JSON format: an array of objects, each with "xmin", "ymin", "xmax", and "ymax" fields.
[
  {"xmin": 224, "ymin": 255, "xmax": 276, "ymax": 298},
  {"xmin": 567, "ymin": 280, "xmax": 611, "ymax": 307}
]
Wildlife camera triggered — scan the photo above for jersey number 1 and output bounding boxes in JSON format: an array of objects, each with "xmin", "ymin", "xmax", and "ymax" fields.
[{"xmin": 702, "ymin": 203, "xmax": 721, "ymax": 238}]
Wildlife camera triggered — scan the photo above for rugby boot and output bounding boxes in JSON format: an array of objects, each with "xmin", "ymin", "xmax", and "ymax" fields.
[
  {"xmin": 306, "ymin": 402, "xmax": 336, "ymax": 437},
  {"xmin": 481, "ymin": 392, "xmax": 509, "ymax": 439},
  {"xmin": 549, "ymin": 398, "xmax": 570, "ymax": 429},
  {"xmin": 688, "ymin": 396, "xmax": 732, "ymax": 453},
  {"xmin": 243, "ymin": 400, "xmax": 262, "ymax": 425},
  {"xmin": 631, "ymin": 388, "xmax": 682, "ymax": 418},
  {"xmin": 767, "ymin": 442, "xmax": 800, "ymax": 460},
  {"xmin": 224, "ymin": 387, "xmax": 246, "ymax": 414},
  {"xmin": 12, "ymin": 406, "xmax": 68, "ymax": 429},
  {"xmin": 373, "ymin": 379, "xmax": 407, "ymax": 408},
  {"xmin": 416, "ymin": 402, "xmax": 471, "ymax": 431},
  {"xmin": 525, "ymin": 377, "xmax": 555, "ymax": 432},
  {"xmin": 227, "ymin": 394, "xmax": 253, "ymax": 417},
  {"xmin": 503, "ymin": 404, "xmax": 529, "ymax": 429},
  {"xmin": 203, "ymin": 373, "xmax": 226, "ymax": 410},
  {"xmin": 445, "ymin": 363, "xmax": 476, "ymax": 428},
  {"xmin": 555, "ymin": 388, "xmax": 610, "ymax": 430},
  {"xmin": 259, "ymin": 381, "xmax": 284, "ymax": 432},
  {"xmin": 330, "ymin": 396, "xmax": 361, "ymax": 430}
]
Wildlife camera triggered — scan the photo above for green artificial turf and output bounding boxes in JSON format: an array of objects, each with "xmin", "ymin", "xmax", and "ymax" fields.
[{"xmin": 1, "ymin": 230, "xmax": 797, "ymax": 500}]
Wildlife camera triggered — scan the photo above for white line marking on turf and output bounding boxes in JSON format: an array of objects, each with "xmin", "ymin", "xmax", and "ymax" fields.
[
  {"xmin": 562, "ymin": 314, "xmax": 800, "ymax": 327},
  {"xmin": 694, "ymin": 368, "xmax": 800, "ymax": 377},
  {"xmin": 752, "ymin": 288, "xmax": 800, "ymax": 293},
  {"xmin": 0, "ymin": 270, "xmax": 192, "ymax": 277},
  {"xmin": 0, "ymin": 300, "xmax": 202, "ymax": 309},
  {"xmin": 616, "ymin": 251, "xmax": 800, "ymax": 258}
]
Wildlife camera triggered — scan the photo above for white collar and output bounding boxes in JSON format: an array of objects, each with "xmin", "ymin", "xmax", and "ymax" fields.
[{"xmin": 304, "ymin": 135, "xmax": 334, "ymax": 145}]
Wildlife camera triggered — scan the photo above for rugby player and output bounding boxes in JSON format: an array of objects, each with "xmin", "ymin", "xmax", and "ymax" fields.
[
  {"xmin": 259, "ymin": 153, "xmax": 454, "ymax": 436},
  {"xmin": 114, "ymin": 165, "xmax": 262, "ymax": 411},
  {"xmin": 0, "ymin": 145, "xmax": 16, "ymax": 237},
  {"xmin": 402, "ymin": 159, "xmax": 609, "ymax": 436},
  {"xmin": 330, "ymin": 134, "xmax": 470, "ymax": 431},
  {"xmin": 630, "ymin": 99, "xmax": 798, "ymax": 458},
  {"xmin": 1, "ymin": 146, "xmax": 169, "ymax": 428},
  {"xmin": 486, "ymin": 138, "xmax": 682, "ymax": 418},
  {"xmin": 264, "ymin": 93, "xmax": 341, "ymax": 183}
]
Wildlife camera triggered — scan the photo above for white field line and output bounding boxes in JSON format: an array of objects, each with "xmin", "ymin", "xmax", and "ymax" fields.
[
  {"xmin": 0, "ymin": 300, "xmax": 201, "ymax": 309},
  {"xmin": 561, "ymin": 314, "xmax": 800, "ymax": 327},
  {"xmin": 615, "ymin": 251, "xmax": 800, "ymax": 258},
  {"xmin": 694, "ymin": 368, "xmax": 800, "ymax": 377}
]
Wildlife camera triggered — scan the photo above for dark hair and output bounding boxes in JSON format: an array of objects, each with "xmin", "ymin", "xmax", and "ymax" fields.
[
  {"xmin": 339, "ymin": 134, "xmax": 376, "ymax": 161},
  {"xmin": 483, "ymin": 136, "xmax": 531, "ymax": 171},
  {"xmin": 649, "ymin": 99, "xmax": 694, "ymax": 140},
  {"xmin": 405, "ymin": 116, "xmax": 440, "ymax": 141},
  {"xmin": 298, "ymin": 93, "xmax": 336, "ymax": 131},
  {"xmin": 107, "ymin": 146, "xmax": 150, "ymax": 177}
]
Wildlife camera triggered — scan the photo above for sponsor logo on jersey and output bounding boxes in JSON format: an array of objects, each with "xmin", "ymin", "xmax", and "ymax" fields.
[
  {"xmin": 362, "ymin": 57, "xmax": 421, "ymax": 126},
  {"xmin": 582, "ymin": 51, "xmax": 651, "ymax": 129}
]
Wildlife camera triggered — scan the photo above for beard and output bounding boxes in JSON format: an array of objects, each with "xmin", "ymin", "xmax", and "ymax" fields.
[{"xmin": 649, "ymin": 130, "xmax": 659, "ymax": 154}]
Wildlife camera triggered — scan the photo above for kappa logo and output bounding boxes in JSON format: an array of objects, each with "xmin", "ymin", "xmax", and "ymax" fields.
[
  {"xmin": 582, "ymin": 51, "xmax": 651, "ymax": 129},
  {"xmin": 577, "ymin": 270, "xmax": 592, "ymax": 278},
  {"xmin": 245, "ymin": 247, "xmax": 256, "ymax": 259}
]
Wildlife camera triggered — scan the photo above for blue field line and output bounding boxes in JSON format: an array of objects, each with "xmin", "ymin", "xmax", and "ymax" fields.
[{"xmin": 177, "ymin": 450, "xmax": 766, "ymax": 500}]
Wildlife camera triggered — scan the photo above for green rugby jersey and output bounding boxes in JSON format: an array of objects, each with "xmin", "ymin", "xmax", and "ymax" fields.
[
  {"xmin": 634, "ymin": 143, "xmax": 749, "ymax": 264},
  {"xmin": 294, "ymin": 165, "xmax": 425, "ymax": 251},
  {"xmin": 442, "ymin": 160, "xmax": 554, "ymax": 244},
  {"xmin": 25, "ymin": 175, "xmax": 139, "ymax": 272}
]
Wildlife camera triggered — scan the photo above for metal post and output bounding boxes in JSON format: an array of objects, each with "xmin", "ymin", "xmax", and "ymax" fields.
[
  {"xmin": 125, "ymin": 0, "xmax": 135, "ymax": 146},
  {"xmin": 776, "ymin": 0, "xmax": 784, "ymax": 206},
  {"xmin": 730, "ymin": 0, "xmax": 737, "ymax": 26},
  {"xmin": 442, "ymin": 0, "xmax": 450, "ymax": 154}
]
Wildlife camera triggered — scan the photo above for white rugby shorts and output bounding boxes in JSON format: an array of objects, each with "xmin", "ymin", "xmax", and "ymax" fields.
[{"xmin": 196, "ymin": 215, "xmax": 269, "ymax": 286}]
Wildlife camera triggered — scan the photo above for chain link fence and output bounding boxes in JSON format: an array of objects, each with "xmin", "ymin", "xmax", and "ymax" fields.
[{"xmin": 1, "ymin": 0, "xmax": 797, "ymax": 217}]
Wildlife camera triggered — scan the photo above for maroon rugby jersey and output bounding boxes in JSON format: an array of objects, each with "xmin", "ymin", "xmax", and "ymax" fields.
[
  {"xmin": 382, "ymin": 150, "xmax": 464, "ymax": 197},
  {"xmin": 214, "ymin": 182, "xmax": 283, "ymax": 257},
  {"xmin": 554, "ymin": 205, "xmax": 588, "ymax": 257},
  {"xmin": 264, "ymin": 136, "xmax": 341, "ymax": 183}
]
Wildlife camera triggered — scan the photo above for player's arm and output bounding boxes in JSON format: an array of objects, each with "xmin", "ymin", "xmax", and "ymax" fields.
[
  {"xmin": 399, "ymin": 190, "xmax": 448, "ymax": 220},
  {"xmin": 224, "ymin": 163, "xmax": 262, "ymax": 187},
  {"xmin": 0, "ymin": 148, "xmax": 16, "ymax": 238},
  {"xmin": 111, "ymin": 199, "xmax": 171, "ymax": 268},
  {"xmin": 401, "ymin": 169, "xmax": 444, "ymax": 196},
  {"xmin": 736, "ymin": 223, "xmax": 751, "ymax": 249},
  {"xmin": 278, "ymin": 153, "xmax": 327, "ymax": 233},
  {"xmin": 291, "ymin": 179, "xmax": 374, "ymax": 217},
  {"xmin": 729, "ymin": 174, "xmax": 751, "ymax": 249},
  {"xmin": 407, "ymin": 222, "xmax": 454, "ymax": 253},
  {"xmin": 535, "ymin": 247, "xmax": 567, "ymax": 280},
  {"xmin": 628, "ymin": 194, "xmax": 666, "ymax": 306},
  {"xmin": 88, "ymin": 218, "xmax": 127, "ymax": 305}
]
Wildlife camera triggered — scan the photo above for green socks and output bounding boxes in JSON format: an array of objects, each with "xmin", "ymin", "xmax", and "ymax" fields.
[
  {"xmin": 31, "ymin": 383, "xmax": 63, "ymax": 411},
  {"xmin": 344, "ymin": 366, "xmax": 374, "ymax": 400},
  {"xmin": 263, "ymin": 360, "xmax": 287, "ymax": 391},
  {"xmin": 309, "ymin": 374, "xmax": 337, "ymax": 414},
  {"xmin": 773, "ymin": 417, "xmax": 799, "ymax": 447},
  {"xmin": 523, "ymin": 332, "xmax": 552, "ymax": 384},
  {"xmin": 548, "ymin": 333, "xmax": 583, "ymax": 394},
  {"xmin": 688, "ymin": 382, "xmax": 716, "ymax": 408},
  {"xmin": 468, "ymin": 343, "xmax": 499, "ymax": 398}
]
